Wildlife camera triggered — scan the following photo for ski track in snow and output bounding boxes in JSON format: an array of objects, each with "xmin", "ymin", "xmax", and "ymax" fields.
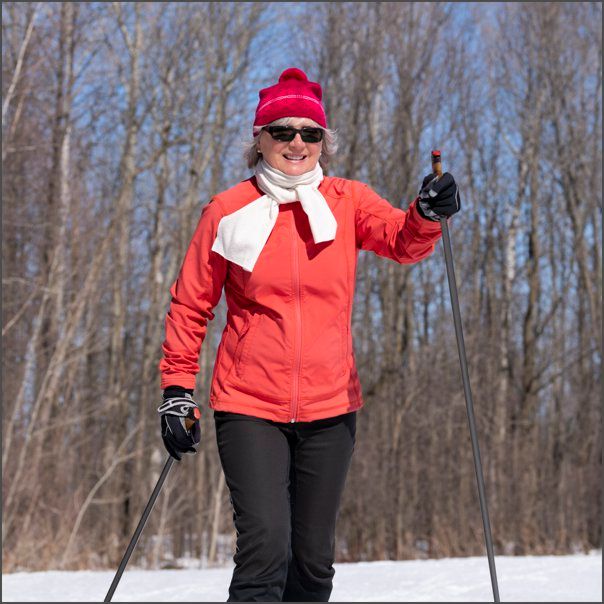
[{"xmin": 2, "ymin": 553, "xmax": 601, "ymax": 602}]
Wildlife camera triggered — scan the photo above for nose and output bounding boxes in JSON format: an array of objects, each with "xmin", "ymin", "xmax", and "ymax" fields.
[{"xmin": 289, "ymin": 133, "xmax": 305, "ymax": 149}]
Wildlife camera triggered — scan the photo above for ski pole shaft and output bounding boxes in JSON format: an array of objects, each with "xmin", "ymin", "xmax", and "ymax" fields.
[
  {"xmin": 431, "ymin": 150, "xmax": 500, "ymax": 602},
  {"xmin": 104, "ymin": 455, "xmax": 175, "ymax": 602}
]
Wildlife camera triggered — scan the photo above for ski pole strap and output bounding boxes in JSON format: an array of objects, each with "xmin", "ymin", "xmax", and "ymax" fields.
[{"xmin": 157, "ymin": 395, "xmax": 201, "ymax": 431}]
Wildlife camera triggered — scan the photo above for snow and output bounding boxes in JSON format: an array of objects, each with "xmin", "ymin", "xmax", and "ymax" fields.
[{"xmin": 2, "ymin": 552, "xmax": 601, "ymax": 602}]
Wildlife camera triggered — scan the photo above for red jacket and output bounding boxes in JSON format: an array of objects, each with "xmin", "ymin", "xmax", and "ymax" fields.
[{"xmin": 159, "ymin": 176, "xmax": 442, "ymax": 422}]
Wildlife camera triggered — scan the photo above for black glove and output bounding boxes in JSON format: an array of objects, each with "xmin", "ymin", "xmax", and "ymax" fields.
[
  {"xmin": 417, "ymin": 172, "xmax": 461, "ymax": 221},
  {"xmin": 157, "ymin": 388, "xmax": 201, "ymax": 461}
]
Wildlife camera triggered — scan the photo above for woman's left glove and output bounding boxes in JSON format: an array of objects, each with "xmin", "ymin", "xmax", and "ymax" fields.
[
  {"xmin": 417, "ymin": 172, "xmax": 461, "ymax": 221},
  {"xmin": 157, "ymin": 388, "xmax": 201, "ymax": 461}
]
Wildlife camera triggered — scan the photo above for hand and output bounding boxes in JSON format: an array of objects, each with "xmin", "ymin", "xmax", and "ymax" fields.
[
  {"xmin": 157, "ymin": 388, "xmax": 201, "ymax": 461},
  {"xmin": 417, "ymin": 172, "xmax": 461, "ymax": 221}
]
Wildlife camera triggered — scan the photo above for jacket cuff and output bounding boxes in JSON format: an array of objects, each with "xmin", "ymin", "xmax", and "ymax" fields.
[
  {"xmin": 161, "ymin": 374, "xmax": 197, "ymax": 391},
  {"xmin": 408, "ymin": 197, "xmax": 445, "ymax": 234}
]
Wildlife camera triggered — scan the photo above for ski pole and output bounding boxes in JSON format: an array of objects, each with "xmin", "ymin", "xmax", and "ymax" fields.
[
  {"xmin": 104, "ymin": 455, "xmax": 175, "ymax": 602},
  {"xmin": 431, "ymin": 150, "xmax": 500, "ymax": 602},
  {"xmin": 104, "ymin": 407, "xmax": 199, "ymax": 602}
]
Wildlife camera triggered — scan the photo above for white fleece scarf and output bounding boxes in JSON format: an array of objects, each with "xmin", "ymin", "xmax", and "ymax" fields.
[{"xmin": 211, "ymin": 160, "xmax": 337, "ymax": 272}]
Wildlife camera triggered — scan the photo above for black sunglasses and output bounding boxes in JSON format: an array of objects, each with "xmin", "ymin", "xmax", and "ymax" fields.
[{"xmin": 264, "ymin": 125, "xmax": 324, "ymax": 143}]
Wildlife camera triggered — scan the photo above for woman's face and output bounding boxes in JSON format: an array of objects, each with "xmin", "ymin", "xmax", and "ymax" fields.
[{"xmin": 258, "ymin": 118, "xmax": 323, "ymax": 176}]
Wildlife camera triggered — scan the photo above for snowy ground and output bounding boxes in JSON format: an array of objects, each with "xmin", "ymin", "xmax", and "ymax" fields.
[{"xmin": 2, "ymin": 552, "xmax": 601, "ymax": 602}]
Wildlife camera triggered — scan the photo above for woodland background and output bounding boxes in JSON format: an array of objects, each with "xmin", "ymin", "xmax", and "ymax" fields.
[{"xmin": 2, "ymin": 2, "xmax": 601, "ymax": 571}]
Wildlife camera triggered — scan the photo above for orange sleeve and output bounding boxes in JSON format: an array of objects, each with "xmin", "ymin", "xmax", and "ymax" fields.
[
  {"xmin": 354, "ymin": 182, "xmax": 443, "ymax": 264},
  {"xmin": 159, "ymin": 199, "xmax": 227, "ymax": 390}
]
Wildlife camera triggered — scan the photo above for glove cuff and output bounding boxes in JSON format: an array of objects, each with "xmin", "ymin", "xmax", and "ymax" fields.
[
  {"xmin": 416, "ymin": 198, "xmax": 440, "ymax": 222},
  {"xmin": 163, "ymin": 385, "xmax": 194, "ymax": 399}
]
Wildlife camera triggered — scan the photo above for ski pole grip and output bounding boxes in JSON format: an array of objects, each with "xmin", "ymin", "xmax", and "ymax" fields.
[
  {"xmin": 184, "ymin": 406, "xmax": 201, "ymax": 431},
  {"xmin": 431, "ymin": 149, "xmax": 443, "ymax": 179}
]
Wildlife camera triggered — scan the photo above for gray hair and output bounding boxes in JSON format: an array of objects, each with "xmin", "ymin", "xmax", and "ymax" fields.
[{"xmin": 244, "ymin": 117, "xmax": 338, "ymax": 171}]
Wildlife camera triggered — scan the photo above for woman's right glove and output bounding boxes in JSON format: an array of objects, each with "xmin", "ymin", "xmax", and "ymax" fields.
[{"xmin": 157, "ymin": 387, "xmax": 201, "ymax": 461}]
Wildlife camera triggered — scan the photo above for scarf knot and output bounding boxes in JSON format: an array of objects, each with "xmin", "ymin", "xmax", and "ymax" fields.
[{"xmin": 211, "ymin": 160, "xmax": 337, "ymax": 272}]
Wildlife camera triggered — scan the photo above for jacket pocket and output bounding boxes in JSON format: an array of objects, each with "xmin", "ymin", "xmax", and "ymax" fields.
[
  {"xmin": 211, "ymin": 325, "xmax": 230, "ymax": 386},
  {"xmin": 301, "ymin": 309, "xmax": 349, "ymax": 392},
  {"xmin": 230, "ymin": 312, "xmax": 291, "ymax": 401},
  {"xmin": 340, "ymin": 312, "xmax": 349, "ymax": 376},
  {"xmin": 234, "ymin": 312, "xmax": 261, "ymax": 380},
  {"xmin": 215, "ymin": 315, "xmax": 254, "ymax": 387}
]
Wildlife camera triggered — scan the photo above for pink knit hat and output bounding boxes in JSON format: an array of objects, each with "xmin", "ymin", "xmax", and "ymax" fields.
[{"xmin": 253, "ymin": 67, "xmax": 327, "ymax": 131}]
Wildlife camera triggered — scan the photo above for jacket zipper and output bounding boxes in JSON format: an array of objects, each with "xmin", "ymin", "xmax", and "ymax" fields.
[{"xmin": 290, "ymin": 210, "xmax": 302, "ymax": 423}]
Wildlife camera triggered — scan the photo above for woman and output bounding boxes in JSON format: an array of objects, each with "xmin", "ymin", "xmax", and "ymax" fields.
[{"xmin": 157, "ymin": 67, "xmax": 460, "ymax": 602}]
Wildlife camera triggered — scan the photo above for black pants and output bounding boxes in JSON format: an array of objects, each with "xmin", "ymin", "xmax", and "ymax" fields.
[{"xmin": 214, "ymin": 411, "xmax": 356, "ymax": 602}]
